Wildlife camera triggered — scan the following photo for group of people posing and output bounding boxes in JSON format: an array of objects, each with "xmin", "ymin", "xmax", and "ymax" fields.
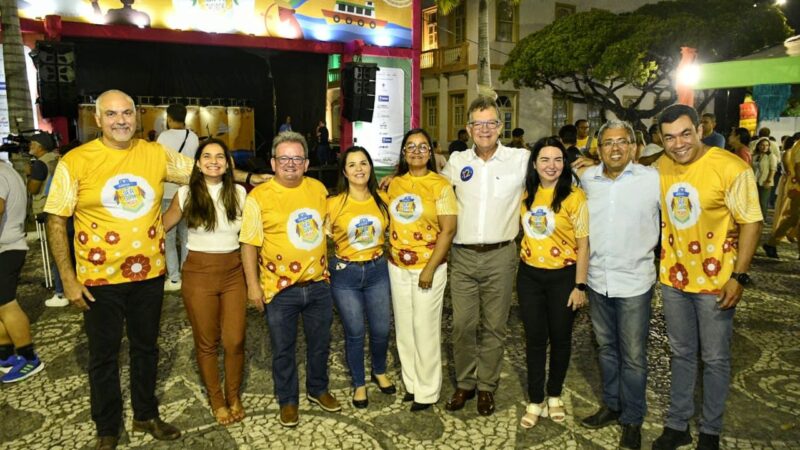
[{"xmin": 0, "ymin": 89, "xmax": 763, "ymax": 450}]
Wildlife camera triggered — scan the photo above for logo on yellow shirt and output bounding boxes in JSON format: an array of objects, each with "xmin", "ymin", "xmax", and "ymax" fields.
[
  {"xmin": 348, "ymin": 215, "xmax": 381, "ymax": 250},
  {"xmin": 522, "ymin": 206, "xmax": 555, "ymax": 240},
  {"xmin": 666, "ymin": 183, "xmax": 701, "ymax": 230},
  {"xmin": 287, "ymin": 208, "xmax": 324, "ymax": 250},
  {"xmin": 390, "ymin": 193, "xmax": 423, "ymax": 224},
  {"xmin": 101, "ymin": 174, "xmax": 156, "ymax": 220}
]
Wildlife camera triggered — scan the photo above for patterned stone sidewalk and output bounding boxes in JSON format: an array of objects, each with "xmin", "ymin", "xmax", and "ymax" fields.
[{"xmin": 1, "ymin": 231, "xmax": 799, "ymax": 449}]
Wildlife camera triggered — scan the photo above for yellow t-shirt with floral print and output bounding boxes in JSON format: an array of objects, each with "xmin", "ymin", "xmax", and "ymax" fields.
[
  {"xmin": 327, "ymin": 191, "xmax": 389, "ymax": 262},
  {"xmin": 43, "ymin": 138, "xmax": 192, "ymax": 285},
  {"xmin": 387, "ymin": 171, "xmax": 458, "ymax": 270},
  {"xmin": 520, "ymin": 186, "xmax": 589, "ymax": 269},
  {"xmin": 656, "ymin": 147, "xmax": 762, "ymax": 294},
  {"xmin": 239, "ymin": 177, "xmax": 328, "ymax": 302}
]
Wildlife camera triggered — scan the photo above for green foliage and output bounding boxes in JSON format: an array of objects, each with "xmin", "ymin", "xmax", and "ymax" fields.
[{"xmin": 499, "ymin": 0, "xmax": 793, "ymax": 128}]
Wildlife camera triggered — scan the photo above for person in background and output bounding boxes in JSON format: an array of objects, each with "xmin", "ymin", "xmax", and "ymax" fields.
[
  {"xmin": 728, "ymin": 127, "xmax": 752, "ymax": 165},
  {"xmin": 752, "ymin": 138, "xmax": 778, "ymax": 218},
  {"xmin": 432, "ymin": 141, "xmax": 447, "ymax": 173},
  {"xmin": 575, "ymin": 119, "xmax": 598, "ymax": 156},
  {"xmin": 517, "ymin": 137, "xmax": 588, "ymax": 429},
  {"xmin": 638, "ymin": 124, "xmax": 664, "ymax": 166},
  {"xmin": 509, "ymin": 128, "xmax": 527, "ymax": 149},
  {"xmin": 763, "ymin": 137, "xmax": 800, "ymax": 259},
  {"xmin": 279, "ymin": 116, "xmax": 293, "ymax": 133},
  {"xmin": 157, "ymin": 103, "xmax": 200, "ymax": 292},
  {"xmin": 558, "ymin": 124, "xmax": 582, "ymax": 165},
  {"xmin": 162, "ymin": 139, "xmax": 247, "ymax": 426},
  {"xmin": 448, "ymin": 129, "xmax": 469, "ymax": 155},
  {"xmin": 386, "ymin": 128, "xmax": 457, "ymax": 412},
  {"xmin": 327, "ymin": 146, "xmax": 395, "ymax": 409},
  {"xmin": 316, "ymin": 120, "xmax": 332, "ymax": 165},
  {"xmin": 699, "ymin": 113, "xmax": 726, "ymax": 149}
]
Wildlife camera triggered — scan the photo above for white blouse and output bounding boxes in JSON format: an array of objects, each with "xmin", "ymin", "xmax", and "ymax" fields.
[{"xmin": 177, "ymin": 183, "xmax": 246, "ymax": 253}]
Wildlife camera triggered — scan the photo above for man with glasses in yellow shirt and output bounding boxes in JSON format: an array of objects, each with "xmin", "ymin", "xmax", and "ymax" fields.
[
  {"xmin": 442, "ymin": 96, "xmax": 529, "ymax": 416},
  {"xmin": 240, "ymin": 131, "xmax": 340, "ymax": 428}
]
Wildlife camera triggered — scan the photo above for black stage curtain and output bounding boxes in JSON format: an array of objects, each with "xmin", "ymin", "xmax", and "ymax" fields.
[{"xmin": 65, "ymin": 38, "xmax": 327, "ymax": 161}]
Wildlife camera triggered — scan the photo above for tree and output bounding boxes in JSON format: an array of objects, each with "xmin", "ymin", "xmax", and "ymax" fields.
[
  {"xmin": 499, "ymin": 0, "xmax": 793, "ymax": 131},
  {"xmin": 437, "ymin": 0, "xmax": 519, "ymax": 91},
  {"xmin": 1, "ymin": 0, "xmax": 35, "ymax": 132}
]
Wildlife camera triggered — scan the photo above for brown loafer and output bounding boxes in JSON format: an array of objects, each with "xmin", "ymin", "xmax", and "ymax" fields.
[
  {"xmin": 445, "ymin": 388, "xmax": 476, "ymax": 411},
  {"xmin": 477, "ymin": 390, "xmax": 495, "ymax": 416},
  {"xmin": 307, "ymin": 392, "xmax": 342, "ymax": 412},
  {"xmin": 279, "ymin": 404, "xmax": 299, "ymax": 427},
  {"xmin": 131, "ymin": 417, "xmax": 181, "ymax": 441},
  {"xmin": 95, "ymin": 436, "xmax": 119, "ymax": 450}
]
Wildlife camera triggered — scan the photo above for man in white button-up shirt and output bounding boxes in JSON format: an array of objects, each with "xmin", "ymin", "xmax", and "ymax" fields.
[
  {"xmin": 440, "ymin": 97, "xmax": 529, "ymax": 416},
  {"xmin": 574, "ymin": 120, "xmax": 660, "ymax": 450}
]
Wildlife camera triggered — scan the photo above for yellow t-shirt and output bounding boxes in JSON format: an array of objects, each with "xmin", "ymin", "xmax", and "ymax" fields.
[
  {"xmin": 239, "ymin": 177, "xmax": 328, "ymax": 302},
  {"xmin": 520, "ymin": 186, "xmax": 589, "ymax": 269},
  {"xmin": 387, "ymin": 171, "xmax": 458, "ymax": 270},
  {"xmin": 577, "ymin": 136, "xmax": 599, "ymax": 156},
  {"xmin": 327, "ymin": 191, "xmax": 389, "ymax": 262},
  {"xmin": 656, "ymin": 147, "xmax": 762, "ymax": 294},
  {"xmin": 43, "ymin": 138, "xmax": 192, "ymax": 285}
]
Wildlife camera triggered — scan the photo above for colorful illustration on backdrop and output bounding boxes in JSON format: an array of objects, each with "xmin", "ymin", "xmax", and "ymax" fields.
[{"xmin": 17, "ymin": 0, "xmax": 413, "ymax": 48}]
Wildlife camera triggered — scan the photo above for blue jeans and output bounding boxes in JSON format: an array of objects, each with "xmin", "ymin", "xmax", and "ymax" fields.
[
  {"xmin": 588, "ymin": 286, "xmax": 653, "ymax": 425},
  {"xmin": 661, "ymin": 284, "xmax": 735, "ymax": 435},
  {"xmin": 162, "ymin": 199, "xmax": 188, "ymax": 282},
  {"xmin": 264, "ymin": 280, "xmax": 333, "ymax": 406},
  {"xmin": 329, "ymin": 255, "xmax": 392, "ymax": 388}
]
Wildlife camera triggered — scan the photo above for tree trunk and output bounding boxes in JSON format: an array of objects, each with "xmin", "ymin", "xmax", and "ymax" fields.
[
  {"xmin": 477, "ymin": 0, "xmax": 491, "ymax": 89},
  {"xmin": 1, "ymin": 0, "xmax": 34, "ymax": 132}
]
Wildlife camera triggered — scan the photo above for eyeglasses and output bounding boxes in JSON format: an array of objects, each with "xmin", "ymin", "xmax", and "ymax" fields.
[
  {"xmin": 274, "ymin": 156, "xmax": 306, "ymax": 165},
  {"xmin": 404, "ymin": 143, "xmax": 430, "ymax": 154},
  {"xmin": 600, "ymin": 139, "xmax": 632, "ymax": 149},
  {"xmin": 468, "ymin": 120, "xmax": 502, "ymax": 130}
]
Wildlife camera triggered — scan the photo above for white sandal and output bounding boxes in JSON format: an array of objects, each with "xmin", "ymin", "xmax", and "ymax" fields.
[
  {"xmin": 520, "ymin": 401, "xmax": 548, "ymax": 429},
  {"xmin": 547, "ymin": 397, "xmax": 566, "ymax": 423}
]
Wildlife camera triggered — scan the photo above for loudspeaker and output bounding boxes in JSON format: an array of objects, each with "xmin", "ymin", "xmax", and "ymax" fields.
[
  {"xmin": 31, "ymin": 41, "xmax": 78, "ymax": 118},
  {"xmin": 341, "ymin": 62, "xmax": 378, "ymax": 122}
]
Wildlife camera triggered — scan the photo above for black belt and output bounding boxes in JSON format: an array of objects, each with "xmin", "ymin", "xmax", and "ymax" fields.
[{"xmin": 455, "ymin": 241, "xmax": 512, "ymax": 253}]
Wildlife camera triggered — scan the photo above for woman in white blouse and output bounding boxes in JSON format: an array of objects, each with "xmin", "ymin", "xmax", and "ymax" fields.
[{"xmin": 163, "ymin": 139, "xmax": 247, "ymax": 426}]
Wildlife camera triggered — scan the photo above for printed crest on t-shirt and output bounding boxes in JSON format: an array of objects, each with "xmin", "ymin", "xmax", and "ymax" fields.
[
  {"xmin": 101, "ymin": 174, "xmax": 156, "ymax": 220},
  {"xmin": 286, "ymin": 208, "xmax": 324, "ymax": 250},
  {"xmin": 347, "ymin": 214, "xmax": 381, "ymax": 250},
  {"xmin": 522, "ymin": 206, "xmax": 555, "ymax": 239},
  {"xmin": 665, "ymin": 182, "xmax": 702, "ymax": 230},
  {"xmin": 390, "ymin": 193, "xmax": 423, "ymax": 224}
]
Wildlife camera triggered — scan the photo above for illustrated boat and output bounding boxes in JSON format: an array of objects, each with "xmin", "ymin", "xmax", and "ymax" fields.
[{"xmin": 322, "ymin": 0, "xmax": 388, "ymax": 28}]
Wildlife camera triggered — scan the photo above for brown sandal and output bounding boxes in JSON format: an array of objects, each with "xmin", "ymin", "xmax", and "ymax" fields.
[
  {"xmin": 214, "ymin": 406, "xmax": 236, "ymax": 426},
  {"xmin": 229, "ymin": 399, "xmax": 246, "ymax": 422}
]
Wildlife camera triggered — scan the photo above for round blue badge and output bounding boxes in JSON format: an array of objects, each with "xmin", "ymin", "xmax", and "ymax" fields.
[{"xmin": 460, "ymin": 166, "xmax": 474, "ymax": 181}]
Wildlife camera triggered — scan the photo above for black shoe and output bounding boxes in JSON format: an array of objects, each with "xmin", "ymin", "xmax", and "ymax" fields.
[
  {"xmin": 402, "ymin": 392, "xmax": 415, "ymax": 402},
  {"xmin": 410, "ymin": 401, "xmax": 432, "ymax": 412},
  {"xmin": 94, "ymin": 436, "xmax": 119, "ymax": 450},
  {"xmin": 697, "ymin": 433, "xmax": 719, "ymax": 450},
  {"xmin": 762, "ymin": 244, "xmax": 779, "ymax": 258},
  {"xmin": 620, "ymin": 423, "xmax": 642, "ymax": 449},
  {"xmin": 131, "ymin": 417, "xmax": 181, "ymax": 441},
  {"xmin": 652, "ymin": 426, "xmax": 692, "ymax": 450},
  {"xmin": 370, "ymin": 373, "xmax": 397, "ymax": 395},
  {"xmin": 580, "ymin": 406, "xmax": 621, "ymax": 429},
  {"xmin": 352, "ymin": 387, "xmax": 368, "ymax": 409}
]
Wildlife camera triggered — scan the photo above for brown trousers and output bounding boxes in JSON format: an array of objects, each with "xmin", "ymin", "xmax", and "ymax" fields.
[{"xmin": 182, "ymin": 250, "xmax": 247, "ymax": 411}]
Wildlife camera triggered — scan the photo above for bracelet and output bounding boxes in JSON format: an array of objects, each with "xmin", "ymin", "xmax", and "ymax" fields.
[{"xmin": 246, "ymin": 173, "xmax": 252, "ymax": 185}]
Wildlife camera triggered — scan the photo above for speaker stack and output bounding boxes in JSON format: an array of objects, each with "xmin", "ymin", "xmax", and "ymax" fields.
[
  {"xmin": 341, "ymin": 62, "xmax": 378, "ymax": 123},
  {"xmin": 31, "ymin": 41, "xmax": 78, "ymax": 118}
]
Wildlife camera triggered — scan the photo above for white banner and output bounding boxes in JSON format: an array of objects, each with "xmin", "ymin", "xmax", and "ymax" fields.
[
  {"xmin": 352, "ymin": 66, "xmax": 405, "ymax": 168},
  {"xmin": 0, "ymin": 45, "xmax": 10, "ymax": 136}
]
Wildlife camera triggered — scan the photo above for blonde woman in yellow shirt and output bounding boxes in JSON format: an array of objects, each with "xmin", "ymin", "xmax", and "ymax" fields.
[
  {"xmin": 387, "ymin": 128, "xmax": 457, "ymax": 412},
  {"xmin": 517, "ymin": 137, "xmax": 589, "ymax": 429},
  {"xmin": 327, "ymin": 146, "xmax": 396, "ymax": 409}
]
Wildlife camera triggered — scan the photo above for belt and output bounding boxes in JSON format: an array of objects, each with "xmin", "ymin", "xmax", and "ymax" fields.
[
  {"xmin": 291, "ymin": 280, "xmax": 320, "ymax": 289},
  {"xmin": 455, "ymin": 241, "xmax": 512, "ymax": 253}
]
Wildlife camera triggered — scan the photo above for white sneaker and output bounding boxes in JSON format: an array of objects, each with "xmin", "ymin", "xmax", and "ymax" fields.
[
  {"xmin": 45, "ymin": 294, "xmax": 69, "ymax": 308},
  {"xmin": 164, "ymin": 280, "xmax": 182, "ymax": 292}
]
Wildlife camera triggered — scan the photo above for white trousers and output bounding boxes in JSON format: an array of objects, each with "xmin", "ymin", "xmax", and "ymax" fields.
[{"xmin": 388, "ymin": 262, "xmax": 447, "ymax": 404}]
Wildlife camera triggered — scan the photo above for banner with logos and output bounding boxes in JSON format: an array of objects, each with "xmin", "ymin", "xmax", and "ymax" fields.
[{"xmin": 352, "ymin": 65, "xmax": 404, "ymax": 168}]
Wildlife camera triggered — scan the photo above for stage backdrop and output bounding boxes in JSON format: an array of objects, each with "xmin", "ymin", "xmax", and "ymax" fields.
[{"xmin": 18, "ymin": 0, "xmax": 413, "ymax": 48}]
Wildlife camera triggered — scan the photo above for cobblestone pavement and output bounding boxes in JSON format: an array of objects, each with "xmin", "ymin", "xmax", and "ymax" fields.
[{"xmin": 2, "ymin": 226, "xmax": 799, "ymax": 450}]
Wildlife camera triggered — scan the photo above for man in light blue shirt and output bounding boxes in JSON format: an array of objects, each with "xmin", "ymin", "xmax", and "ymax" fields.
[{"xmin": 574, "ymin": 119, "xmax": 661, "ymax": 450}]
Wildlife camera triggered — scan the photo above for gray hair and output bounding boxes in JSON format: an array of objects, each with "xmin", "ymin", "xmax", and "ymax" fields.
[
  {"xmin": 95, "ymin": 89, "xmax": 136, "ymax": 116},
  {"xmin": 271, "ymin": 131, "xmax": 308, "ymax": 158},
  {"xmin": 597, "ymin": 119, "xmax": 635, "ymax": 143}
]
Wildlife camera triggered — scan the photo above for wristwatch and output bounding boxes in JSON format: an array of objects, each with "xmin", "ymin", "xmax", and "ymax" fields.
[
  {"xmin": 730, "ymin": 272, "xmax": 751, "ymax": 286},
  {"xmin": 575, "ymin": 283, "xmax": 588, "ymax": 292}
]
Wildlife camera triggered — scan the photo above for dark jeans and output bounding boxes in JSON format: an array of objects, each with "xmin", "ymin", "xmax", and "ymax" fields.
[
  {"xmin": 264, "ymin": 280, "xmax": 333, "ymax": 406},
  {"xmin": 84, "ymin": 276, "xmax": 164, "ymax": 436},
  {"xmin": 588, "ymin": 286, "xmax": 653, "ymax": 425},
  {"xmin": 329, "ymin": 255, "xmax": 392, "ymax": 388},
  {"xmin": 516, "ymin": 262, "xmax": 577, "ymax": 404}
]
